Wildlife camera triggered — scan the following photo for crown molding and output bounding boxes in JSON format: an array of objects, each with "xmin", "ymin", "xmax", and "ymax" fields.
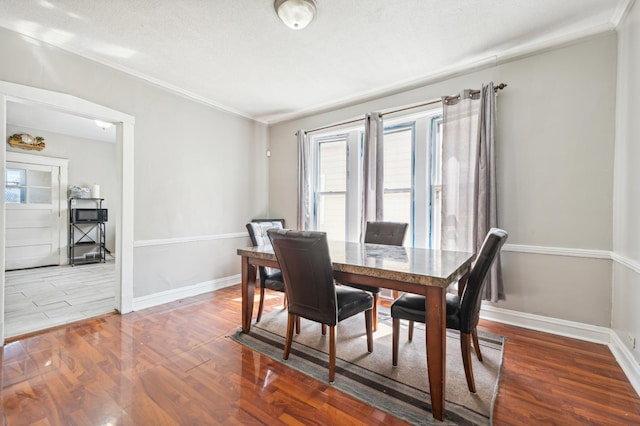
[{"xmin": 611, "ymin": 0, "xmax": 637, "ymax": 28}]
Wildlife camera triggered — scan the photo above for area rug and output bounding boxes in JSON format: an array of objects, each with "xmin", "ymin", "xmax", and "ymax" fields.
[{"xmin": 229, "ymin": 308, "xmax": 504, "ymax": 425}]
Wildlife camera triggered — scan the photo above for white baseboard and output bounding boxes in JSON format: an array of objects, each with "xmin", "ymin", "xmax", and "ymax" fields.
[
  {"xmin": 132, "ymin": 274, "xmax": 240, "ymax": 311},
  {"xmin": 609, "ymin": 330, "xmax": 640, "ymax": 396},
  {"xmin": 480, "ymin": 305, "xmax": 611, "ymax": 344},
  {"xmin": 481, "ymin": 305, "xmax": 640, "ymax": 396}
]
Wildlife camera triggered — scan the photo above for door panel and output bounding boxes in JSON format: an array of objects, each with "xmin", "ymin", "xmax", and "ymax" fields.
[{"xmin": 5, "ymin": 161, "xmax": 60, "ymax": 270}]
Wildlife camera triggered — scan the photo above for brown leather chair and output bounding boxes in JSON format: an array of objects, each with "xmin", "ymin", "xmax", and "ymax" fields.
[
  {"xmin": 341, "ymin": 221, "xmax": 408, "ymax": 331},
  {"xmin": 390, "ymin": 228, "xmax": 508, "ymax": 393},
  {"xmin": 268, "ymin": 229, "xmax": 374, "ymax": 383},
  {"xmin": 246, "ymin": 219, "xmax": 286, "ymax": 322}
]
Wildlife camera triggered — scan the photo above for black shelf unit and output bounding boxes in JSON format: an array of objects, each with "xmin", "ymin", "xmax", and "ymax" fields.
[{"xmin": 68, "ymin": 197, "xmax": 107, "ymax": 266}]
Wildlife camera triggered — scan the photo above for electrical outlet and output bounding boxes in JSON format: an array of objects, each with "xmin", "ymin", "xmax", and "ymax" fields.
[{"xmin": 628, "ymin": 335, "xmax": 636, "ymax": 349}]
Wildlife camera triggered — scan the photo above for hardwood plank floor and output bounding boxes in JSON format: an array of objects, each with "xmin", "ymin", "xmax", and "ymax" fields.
[{"xmin": 2, "ymin": 285, "xmax": 639, "ymax": 425}]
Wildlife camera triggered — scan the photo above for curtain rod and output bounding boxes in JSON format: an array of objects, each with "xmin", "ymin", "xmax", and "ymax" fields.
[{"xmin": 305, "ymin": 83, "xmax": 507, "ymax": 134}]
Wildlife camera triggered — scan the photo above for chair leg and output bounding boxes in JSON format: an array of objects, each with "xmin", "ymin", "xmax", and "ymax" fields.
[
  {"xmin": 392, "ymin": 318, "xmax": 400, "ymax": 366},
  {"xmin": 364, "ymin": 309, "xmax": 373, "ymax": 353},
  {"xmin": 283, "ymin": 293, "xmax": 288, "ymax": 308},
  {"xmin": 256, "ymin": 287, "xmax": 266, "ymax": 323},
  {"xmin": 329, "ymin": 326, "xmax": 336, "ymax": 383},
  {"xmin": 321, "ymin": 323, "xmax": 327, "ymax": 335},
  {"xmin": 392, "ymin": 290, "xmax": 400, "ymax": 300},
  {"xmin": 296, "ymin": 316, "xmax": 301, "ymax": 334},
  {"xmin": 372, "ymin": 293, "xmax": 379, "ymax": 332},
  {"xmin": 460, "ymin": 332, "xmax": 476, "ymax": 393},
  {"xmin": 283, "ymin": 314, "xmax": 296, "ymax": 360},
  {"xmin": 472, "ymin": 328, "xmax": 483, "ymax": 362},
  {"xmin": 408, "ymin": 320, "xmax": 414, "ymax": 342}
]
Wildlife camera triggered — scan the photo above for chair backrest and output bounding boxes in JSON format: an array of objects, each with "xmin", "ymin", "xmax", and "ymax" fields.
[
  {"xmin": 246, "ymin": 219, "xmax": 285, "ymax": 246},
  {"xmin": 268, "ymin": 229, "xmax": 338, "ymax": 326},
  {"xmin": 459, "ymin": 228, "xmax": 508, "ymax": 333},
  {"xmin": 364, "ymin": 221, "xmax": 408, "ymax": 246}
]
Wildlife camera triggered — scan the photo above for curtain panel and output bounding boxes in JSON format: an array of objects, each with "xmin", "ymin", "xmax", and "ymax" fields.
[
  {"xmin": 441, "ymin": 82, "xmax": 504, "ymax": 301},
  {"xmin": 296, "ymin": 130, "xmax": 312, "ymax": 231},
  {"xmin": 360, "ymin": 112, "xmax": 384, "ymax": 242}
]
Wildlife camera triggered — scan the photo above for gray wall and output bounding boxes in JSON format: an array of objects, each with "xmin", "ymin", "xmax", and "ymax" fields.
[
  {"xmin": 268, "ymin": 34, "xmax": 617, "ymax": 327},
  {"xmin": 0, "ymin": 28, "xmax": 270, "ymax": 298},
  {"xmin": 6, "ymin": 124, "xmax": 118, "ymax": 254},
  {"xmin": 613, "ymin": 2, "xmax": 640, "ymax": 362}
]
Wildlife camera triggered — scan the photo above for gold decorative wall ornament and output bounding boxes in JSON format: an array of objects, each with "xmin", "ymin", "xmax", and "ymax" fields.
[{"xmin": 7, "ymin": 133, "xmax": 45, "ymax": 151}]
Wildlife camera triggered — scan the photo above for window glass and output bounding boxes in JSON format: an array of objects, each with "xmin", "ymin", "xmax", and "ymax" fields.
[
  {"xmin": 5, "ymin": 167, "xmax": 52, "ymax": 204},
  {"xmin": 28, "ymin": 188, "xmax": 52, "ymax": 204},
  {"xmin": 28, "ymin": 169, "xmax": 52, "ymax": 187},
  {"xmin": 316, "ymin": 138, "xmax": 347, "ymax": 240},
  {"xmin": 383, "ymin": 126, "xmax": 413, "ymax": 241},
  {"xmin": 5, "ymin": 168, "xmax": 26, "ymax": 204}
]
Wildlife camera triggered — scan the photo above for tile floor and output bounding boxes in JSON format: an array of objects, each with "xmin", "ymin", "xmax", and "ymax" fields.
[{"xmin": 4, "ymin": 261, "xmax": 116, "ymax": 338}]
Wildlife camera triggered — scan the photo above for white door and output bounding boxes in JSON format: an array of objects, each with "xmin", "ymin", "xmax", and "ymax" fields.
[{"xmin": 4, "ymin": 155, "xmax": 67, "ymax": 270}]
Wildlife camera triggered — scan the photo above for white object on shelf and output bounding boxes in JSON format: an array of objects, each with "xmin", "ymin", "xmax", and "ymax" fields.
[
  {"xmin": 69, "ymin": 185, "xmax": 90, "ymax": 198},
  {"xmin": 92, "ymin": 184, "xmax": 100, "ymax": 198}
]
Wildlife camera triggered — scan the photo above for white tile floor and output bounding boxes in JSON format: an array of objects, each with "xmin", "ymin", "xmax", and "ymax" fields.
[{"xmin": 4, "ymin": 261, "xmax": 116, "ymax": 338}]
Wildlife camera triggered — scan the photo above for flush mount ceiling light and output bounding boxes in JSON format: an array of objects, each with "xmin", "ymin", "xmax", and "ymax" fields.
[
  {"xmin": 95, "ymin": 119, "xmax": 113, "ymax": 130},
  {"xmin": 274, "ymin": 0, "xmax": 317, "ymax": 30}
]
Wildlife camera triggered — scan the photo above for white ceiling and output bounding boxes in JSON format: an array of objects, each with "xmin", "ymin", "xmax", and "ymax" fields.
[{"xmin": 0, "ymin": 0, "xmax": 631, "ymax": 124}]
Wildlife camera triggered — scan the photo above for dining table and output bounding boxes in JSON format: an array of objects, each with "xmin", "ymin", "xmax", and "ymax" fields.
[{"xmin": 237, "ymin": 240, "xmax": 474, "ymax": 421}]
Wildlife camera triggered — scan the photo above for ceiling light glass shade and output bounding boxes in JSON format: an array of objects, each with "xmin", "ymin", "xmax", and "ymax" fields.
[
  {"xmin": 274, "ymin": 0, "xmax": 317, "ymax": 30},
  {"xmin": 95, "ymin": 120, "xmax": 113, "ymax": 129}
]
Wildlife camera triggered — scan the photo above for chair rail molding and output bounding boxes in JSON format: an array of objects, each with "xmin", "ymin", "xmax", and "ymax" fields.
[
  {"xmin": 502, "ymin": 243, "xmax": 610, "ymax": 259},
  {"xmin": 134, "ymin": 232, "xmax": 247, "ymax": 247},
  {"xmin": 503, "ymin": 243, "xmax": 640, "ymax": 275},
  {"xmin": 611, "ymin": 251, "xmax": 640, "ymax": 275}
]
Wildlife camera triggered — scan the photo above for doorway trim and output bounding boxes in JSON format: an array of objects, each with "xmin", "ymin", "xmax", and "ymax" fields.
[{"xmin": 0, "ymin": 80, "xmax": 135, "ymax": 344}]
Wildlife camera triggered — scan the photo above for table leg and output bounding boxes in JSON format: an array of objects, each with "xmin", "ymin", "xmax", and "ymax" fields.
[
  {"xmin": 241, "ymin": 256, "xmax": 256, "ymax": 333},
  {"xmin": 425, "ymin": 286, "xmax": 446, "ymax": 421}
]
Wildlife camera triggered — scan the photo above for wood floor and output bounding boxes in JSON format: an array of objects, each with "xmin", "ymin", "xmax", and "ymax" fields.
[{"xmin": 2, "ymin": 285, "xmax": 639, "ymax": 425}]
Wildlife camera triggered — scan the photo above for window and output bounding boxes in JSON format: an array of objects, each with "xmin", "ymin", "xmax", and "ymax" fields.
[
  {"xmin": 314, "ymin": 135, "xmax": 347, "ymax": 239},
  {"xmin": 310, "ymin": 109, "xmax": 442, "ymax": 248},
  {"xmin": 4, "ymin": 167, "xmax": 52, "ymax": 205},
  {"xmin": 382, "ymin": 124, "xmax": 414, "ymax": 243}
]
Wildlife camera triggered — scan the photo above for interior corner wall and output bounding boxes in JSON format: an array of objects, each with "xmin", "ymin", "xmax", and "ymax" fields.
[
  {"xmin": 268, "ymin": 33, "xmax": 617, "ymax": 327},
  {"xmin": 613, "ymin": 1, "xmax": 640, "ymax": 363},
  {"xmin": 0, "ymin": 28, "xmax": 269, "ymax": 300}
]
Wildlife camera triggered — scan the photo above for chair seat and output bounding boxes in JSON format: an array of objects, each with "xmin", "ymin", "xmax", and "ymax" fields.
[
  {"xmin": 390, "ymin": 292, "xmax": 462, "ymax": 330},
  {"xmin": 336, "ymin": 286, "xmax": 374, "ymax": 322},
  {"xmin": 264, "ymin": 271, "xmax": 286, "ymax": 292},
  {"xmin": 340, "ymin": 282, "xmax": 380, "ymax": 294}
]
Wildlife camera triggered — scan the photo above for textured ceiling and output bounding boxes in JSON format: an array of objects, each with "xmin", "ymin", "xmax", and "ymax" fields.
[{"xmin": 0, "ymin": 0, "xmax": 630, "ymax": 124}]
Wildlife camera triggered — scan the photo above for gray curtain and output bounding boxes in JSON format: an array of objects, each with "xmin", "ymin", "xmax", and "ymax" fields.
[
  {"xmin": 441, "ymin": 82, "xmax": 504, "ymax": 301},
  {"xmin": 361, "ymin": 112, "xmax": 384, "ymax": 242},
  {"xmin": 296, "ymin": 130, "xmax": 312, "ymax": 231}
]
